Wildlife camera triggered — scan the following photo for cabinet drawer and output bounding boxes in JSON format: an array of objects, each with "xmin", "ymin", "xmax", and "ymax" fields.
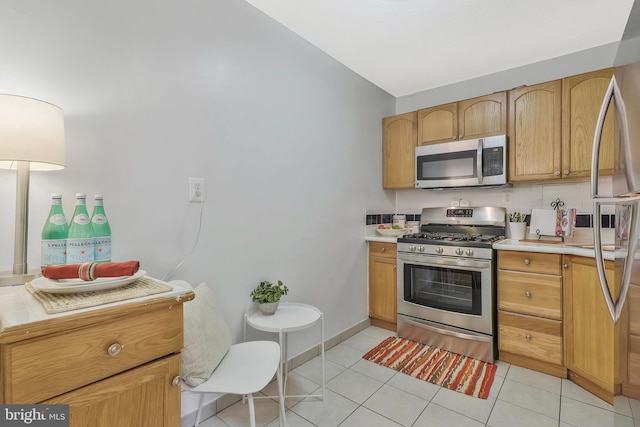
[
  {"xmin": 369, "ymin": 241, "xmax": 397, "ymax": 258},
  {"xmin": 630, "ymin": 284, "xmax": 640, "ymax": 335},
  {"xmin": 498, "ymin": 270, "xmax": 562, "ymax": 320},
  {"xmin": 498, "ymin": 311, "xmax": 563, "ymax": 366},
  {"xmin": 498, "ymin": 251, "xmax": 562, "ymax": 275},
  {"xmin": 629, "ymin": 335, "xmax": 640, "ymax": 386},
  {"xmin": 3, "ymin": 306, "xmax": 183, "ymax": 403}
]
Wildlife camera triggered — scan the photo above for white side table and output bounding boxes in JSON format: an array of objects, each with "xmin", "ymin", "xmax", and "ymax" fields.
[{"xmin": 244, "ymin": 302, "xmax": 325, "ymax": 400}]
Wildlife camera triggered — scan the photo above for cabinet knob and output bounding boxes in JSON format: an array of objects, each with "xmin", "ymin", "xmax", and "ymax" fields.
[
  {"xmin": 525, "ymin": 291, "xmax": 531, "ymax": 298},
  {"xmin": 107, "ymin": 342, "xmax": 123, "ymax": 357},
  {"xmin": 380, "ymin": 247, "xmax": 385, "ymax": 252},
  {"xmin": 554, "ymin": 171, "xmax": 560, "ymax": 176},
  {"xmin": 459, "ymin": 134, "xmax": 464, "ymax": 140},
  {"xmin": 172, "ymin": 376, "xmax": 181, "ymax": 387},
  {"xmin": 563, "ymin": 170, "xmax": 570, "ymax": 175},
  {"xmin": 523, "ymin": 259, "xmax": 530, "ymax": 265},
  {"xmin": 394, "ymin": 265, "xmax": 397, "ymax": 270},
  {"xmin": 562, "ymin": 263, "xmax": 568, "ymax": 269},
  {"xmin": 525, "ymin": 334, "xmax": 532, "ymax": 341}
]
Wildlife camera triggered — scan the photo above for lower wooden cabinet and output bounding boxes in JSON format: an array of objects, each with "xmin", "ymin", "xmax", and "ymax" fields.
[
  {"xmin": 0, "ymin": 292, "xmax": 191, "ymax": 427},
  {"xmin": 497, "ymin": 250, "xmax": 566, "ymax": 377},
  {"xmin": 564, "ymin": 255, "xmax": 627, "ymax": 405},
  {"xmin": 623, "ymin": 263, "xmax": 640, "ymax": 399},
  {"xmin": 368, "ymin": 241, "xmax": 397, "ymax": 331}
]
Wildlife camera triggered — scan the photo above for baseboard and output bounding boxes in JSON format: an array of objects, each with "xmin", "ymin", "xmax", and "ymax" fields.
[{"xmin": 180, "ymin": 318, "xmax": 371, "ymax": 424}]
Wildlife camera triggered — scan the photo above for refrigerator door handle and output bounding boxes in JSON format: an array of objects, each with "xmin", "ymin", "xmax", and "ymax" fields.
[
  {"xmin": 591, "ymin": 75, "xmax": 634, "ymax": 198},
  {"xmin": 593, "ymin": 200, "xmax": 639, "ymax": 323}
]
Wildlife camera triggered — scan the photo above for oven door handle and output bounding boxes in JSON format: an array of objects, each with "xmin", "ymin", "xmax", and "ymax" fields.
[{"xmin": 398, "ymin": 255, "xmax": 491, "ymax": 271}]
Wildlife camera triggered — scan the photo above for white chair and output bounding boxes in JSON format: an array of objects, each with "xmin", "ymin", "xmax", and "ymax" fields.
[{"xmin": 172, "ymin": 280, "xmax": 286, "ymax": 427}]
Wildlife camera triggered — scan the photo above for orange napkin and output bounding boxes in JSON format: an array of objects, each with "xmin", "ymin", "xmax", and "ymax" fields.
[{"xmin": 42, "ymin": 260, "xmax": 140, "ymax": 281}]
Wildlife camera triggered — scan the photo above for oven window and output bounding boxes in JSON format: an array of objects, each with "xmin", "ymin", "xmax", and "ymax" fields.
[{"xmin": 404, "ymin": 263, "xmax": 482, "ymax": 315}]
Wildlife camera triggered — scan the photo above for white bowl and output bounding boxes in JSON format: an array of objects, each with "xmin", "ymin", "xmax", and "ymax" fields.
[{"xmin": 376, "ymin": 227, "xmax": 406, "ymax": 237}]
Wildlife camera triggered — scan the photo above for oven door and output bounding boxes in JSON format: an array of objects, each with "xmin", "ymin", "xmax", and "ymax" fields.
[{"xmin": 397, "ymin": 252, "xmax": 494, "ymax": 335}]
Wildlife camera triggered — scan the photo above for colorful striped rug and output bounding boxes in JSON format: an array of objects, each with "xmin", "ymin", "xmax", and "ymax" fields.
[{"xmin": 362, "ymin": 336, "xmax": 497, "ymax": 399}]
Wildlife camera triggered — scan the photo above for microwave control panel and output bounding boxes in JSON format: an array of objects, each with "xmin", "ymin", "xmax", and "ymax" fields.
[{"xmin": 483, "ymin": 147, "xmax": 504, "ymax": 176}]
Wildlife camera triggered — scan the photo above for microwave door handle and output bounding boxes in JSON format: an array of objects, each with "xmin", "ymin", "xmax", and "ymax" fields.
[{"xmin": 477, "ymin": 138, "xmax": 483, "ymax": 184}]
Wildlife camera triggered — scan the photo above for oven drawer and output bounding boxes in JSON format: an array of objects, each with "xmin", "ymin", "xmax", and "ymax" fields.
[
  {"xmin": 498, "ymin": 311, "xmax": 563, "ymax": 365},
  {"xmin": 3, "ymin": 306, "xmax": 183, "ymax": 403},
  {"xmin": 498, "ymin": 251, "xmax": 562, "ymax": 275},
  {"xmin": 369, "ymin": 241, "xmax": 397, "ymax": 259},
  {"xmin": 498, "ymin": 270, "xmax": 562, "ymax": 320}
]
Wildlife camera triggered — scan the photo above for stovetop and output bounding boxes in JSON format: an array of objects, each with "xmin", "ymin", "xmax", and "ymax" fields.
[{"xmin": 398, "ymin": 232, "xmax": 503, "ymax": 246}]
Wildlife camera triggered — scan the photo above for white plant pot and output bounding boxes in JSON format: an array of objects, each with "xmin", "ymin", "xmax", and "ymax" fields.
[
  {"xmin": 509, "ymin": 222, "xmax": 527, "ymax": 241},
  {"xmin": 258, "ymin": 301, "xmax": 279, "ymax": 315}
]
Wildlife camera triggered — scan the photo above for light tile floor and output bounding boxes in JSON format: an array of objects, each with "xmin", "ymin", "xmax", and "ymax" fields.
[{"xmin": 198, "ymin": 326, "xmax": 640, "ymax": 427}]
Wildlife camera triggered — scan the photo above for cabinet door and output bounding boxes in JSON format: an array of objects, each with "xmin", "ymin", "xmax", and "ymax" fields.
[
  {"xmin": 45, "ymin": 354, "xmax": 181, "ymax": 427},
  {"xmin": 562, "ymin": 69, "xmax": 616, "ymax": 179},
  {"xmin": 564, "ymin": 256, "xmax": 626, "ymax": 403},
  {"xmin": 417, "ymin": 103, "xmax": 458, "ymax": 145},
  {"xmin": 458, "ymin": 92, "xmax": 507, "ymax": 140},
  {"xmin": 508, "ymin": 80, "xmax": 562, "ymax": 182},
  {"xmin": 368, "ymin": 252, "xmax": 397, "ymax": 325},
  {"xmin": 382, "ymin": 112, "xmax": 417, "ymax": 189}
]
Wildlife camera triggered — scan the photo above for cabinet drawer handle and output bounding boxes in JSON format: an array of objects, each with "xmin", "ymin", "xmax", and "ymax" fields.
[
  {"xmin": 525, "ymin": 334, "xmax": 532, "ymax": 341},
  {"xmin": 172, "ymin": 376, "xmax": 181, "ymax": 387},
  {"xmin": 523, "ymin": 259, "xmax": 530, "ymax": 265},
  {"xmin": 525, "ymin": 291, "xmax": 531, "ymax": 298},
  {"xmin": 380, "ymin": 247, "xmax": 385, "ymax": 252},
  {"xmin": 107, "ymin": 342, "xmax": 123, "ymax": 356}
]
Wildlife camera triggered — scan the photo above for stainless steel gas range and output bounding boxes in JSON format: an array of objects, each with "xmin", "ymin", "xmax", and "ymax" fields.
[{"xmin": 396, "ymin": 206, "xmax": 506, "ymax": 363}]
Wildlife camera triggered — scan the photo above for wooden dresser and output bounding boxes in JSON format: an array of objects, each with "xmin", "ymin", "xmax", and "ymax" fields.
[{"xmin": 0, "ymin": 282, "xmax": 194, "ymax": 427}]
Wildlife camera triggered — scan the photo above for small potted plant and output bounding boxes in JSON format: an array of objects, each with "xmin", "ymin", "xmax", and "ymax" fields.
[
  {"xmin": 508, "ymin": 211, "xmax": 527, "ymax": 240},
  {"xmin": 250, "ymin": 280, "xmax": 289, "ymax": 315}
]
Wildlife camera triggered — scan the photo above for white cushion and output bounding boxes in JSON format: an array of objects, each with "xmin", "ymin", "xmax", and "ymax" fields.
[{"xmin": 181, "ymin": 282, "xmax": 232, "ymax": 387}]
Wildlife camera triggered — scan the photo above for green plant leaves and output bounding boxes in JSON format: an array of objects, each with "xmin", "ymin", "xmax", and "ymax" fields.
[{"xmin": 250, "ymin": 280, "xmax": 289, "ymax": 303}]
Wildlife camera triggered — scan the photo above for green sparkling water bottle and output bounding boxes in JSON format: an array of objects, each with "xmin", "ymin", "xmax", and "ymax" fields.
[
  {"xmin": 41, "ymin": 193, "xmax": 69, "ymax": 268},
  {"xmin": 91, "ymin": 195, "xmax": 111, "ymax": 263},
  {"xmin": 67, "ymin": 193, "xmax": 94, "ymax": 264}
]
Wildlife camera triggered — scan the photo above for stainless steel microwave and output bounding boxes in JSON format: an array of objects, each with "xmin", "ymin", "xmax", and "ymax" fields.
[{"xmin": 415, "ymin": 135, "xmax": 508, "ymax": 189}]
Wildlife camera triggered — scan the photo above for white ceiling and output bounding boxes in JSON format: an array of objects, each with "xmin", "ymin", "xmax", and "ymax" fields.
[{"xmin": 244, "ymin": 0, "xmax": 636, "ymax": 97}]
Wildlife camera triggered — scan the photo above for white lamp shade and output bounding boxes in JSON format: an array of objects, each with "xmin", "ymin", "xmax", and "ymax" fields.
[{"xmin": 0, "ymin": 94, "xmax": 65, "ymax": 171}]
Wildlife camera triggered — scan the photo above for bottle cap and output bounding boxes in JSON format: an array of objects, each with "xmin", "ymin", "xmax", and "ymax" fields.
[
  {"xmin": 51, "ymin": 193, "xmax": 62, "ymax": 198},
  {"xmin": 75, "ymin": 193, "xmax": 86, "ymax": 198},
  {"xmin": 94, "ymin": 194, "xmax": 103, "ymax": 200}
]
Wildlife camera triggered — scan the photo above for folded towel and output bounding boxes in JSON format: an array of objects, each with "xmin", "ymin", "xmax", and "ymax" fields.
[{"xmin": 42, "ymin": 260, "xmax": 140, "ymax": 281}]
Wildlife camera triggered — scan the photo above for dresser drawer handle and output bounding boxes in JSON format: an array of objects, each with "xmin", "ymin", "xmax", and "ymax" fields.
[
  {"xmin": 525, "ymin": 291, "xmax": 531, "ymax": 298},
  {"xmin": 107, "ymin": 343, "xmax": 123, "ymax": 356},
  {"xmin": 172, "ymin": 376, "xmax": 181, "ymax": 387},
  {"xmin": 523, "ymin": 259, "xmax": 530, "ymax": 265},
  {"xmin": 525, "ymin": 334, "xmax": 532, "ymax": 341}
]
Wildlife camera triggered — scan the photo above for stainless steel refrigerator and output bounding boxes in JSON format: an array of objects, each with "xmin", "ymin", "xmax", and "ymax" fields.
[{"xmin": 591, "ymin": 2, "xmax": 640, "ymax": 324}]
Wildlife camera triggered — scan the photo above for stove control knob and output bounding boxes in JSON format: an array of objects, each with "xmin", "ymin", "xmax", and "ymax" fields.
[
  {"xmin": 465, "ymin": 249, "xmax": 474, "ymax": 256},
  {"xmin": 455, "ymin": 248, "xmax": 463, "ymax": 255},
  {"xmin": 435, "ymin": 247, "xmax": 443, "ymax": 254},
  {"xmin": 409, "ymin": 245, "xmax": 416, "ymax": 252},
  {"xmin": 418, "ymin": 245, "xmax": 425, "ymax": 253}
]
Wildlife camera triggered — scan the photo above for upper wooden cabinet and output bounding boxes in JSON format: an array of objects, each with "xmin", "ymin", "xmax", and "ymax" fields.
[
  {"xmin": 562, "ymin": 68, "xmax": 616, "ymax": 179},
  {"xmin": 417, "ymin": 92, "xmax": 507, "ymax": 146},
  {"xmin": 508, "ymin": 80, "xmax": 562, "ymax": 182},
  {"xmin": 382, "ymin": 111, "xmax": 417, "ymax": 189}
]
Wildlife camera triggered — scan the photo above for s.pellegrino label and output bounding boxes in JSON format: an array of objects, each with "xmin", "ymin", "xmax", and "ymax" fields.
[
  {"xmin": 67, "ymin": 193, "xmax": 95, "ymax": 264},
  {"xmin": 91, "ymin": 195, "xmax": 112, "ymax": 263},
  {"xmin": 41, "ymin": 193, "xmax": 69, "ymax": 268}
]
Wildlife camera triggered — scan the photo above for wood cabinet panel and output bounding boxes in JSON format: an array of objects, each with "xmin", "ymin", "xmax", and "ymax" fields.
[
  {"xmin": 45, "ymin": 354, "xmax": 181, "ymax": 427},
  {"xmin": 368, "ymin": 242, "xmax": 397, "ymax": 329},
  {"xmin": 417, "ymin": 103, "xmax": 458, "ymax": 145},
  {"xmin": 458, "ymin": 92, "xmax": 507, "ymax": 140},
  {"xmin": 562, "ymin": 68, "xmax": 616, "ymax": 179},
  {"xmin": 498, "ymin": 270, "xmax": 562, "ymax": 320},
  {"xmin": 383, "ymin": 112, "xmax": 417, "ymax": 189},
  {"xmin": 497, "ymin": 251, "xmax": 562, "ymax": 275},
  {"xmin": 508, "ymin": 80, "xmax": 562, "ymax": 181},
  {"xmin": 629, "ymin": 335, "xmax": 640, "ymax": 386},
  {"xmin": 4, "ymin": 306, "xmax": 183, "ymax": 404},
  {"xmin": 498, "ymin": 311, "xmax": 563, "ymax": 365}
]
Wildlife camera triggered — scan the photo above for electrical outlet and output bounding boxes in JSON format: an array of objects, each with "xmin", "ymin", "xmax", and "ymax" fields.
[{"xmin": 189, "ymin": 177, "xmax": 205, "ymax": 203}]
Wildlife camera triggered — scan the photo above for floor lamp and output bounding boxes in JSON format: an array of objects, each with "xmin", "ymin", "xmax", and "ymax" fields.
[{"xmin": 0, "ymin": 94, "xmax": 66, "ymax": 286}]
